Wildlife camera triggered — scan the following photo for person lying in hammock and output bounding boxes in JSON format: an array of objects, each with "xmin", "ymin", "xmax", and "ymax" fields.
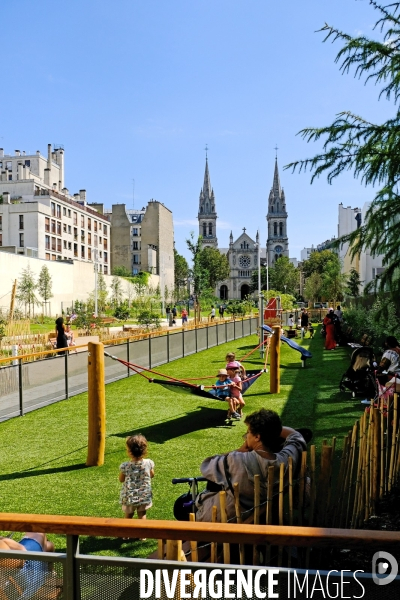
[{"xmin": 212, "ymin": 369, "xmax": 240, "ymax": 421}]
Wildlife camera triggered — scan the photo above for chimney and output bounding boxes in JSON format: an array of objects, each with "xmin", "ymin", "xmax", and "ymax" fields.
[
  {"xmin": 36, "ymin": 150, "xmax": 40, "ymax": 156},
  {"xmin": 47, "ymin": 143, "xmax": 52, "ymax": 169},
  {"xmin": 53, "ymin": 183, "xmax": 57, "ymax": 190},
  {"xmin": 61, "ymin": 187, "xmax": 68, "ymax": 195},
  {"xmin": 1, "ymin": 171, "xmax": 6, "ymax": 182},
  {"xmin": 17, "ymin": 163, "xmax": 23, "ymax": 180},
  {"xmin": 15, "ymin": 150, "xmax": 20, "ymax": 156},
  {"xmin": 3, "ymin": 192, "xmax": 10, "ymax": 204},
  {"xmin": 74, "ymin": 193, "xmax": 80, "ymax": 201},
  {"xmin": 0, "ymin": 149, "xmax": 4, "ymax": 158},
  {"xmin": 22, "ymin": 151, "xmax": 26, "ymax": 156},
  {"xmin": 80, "ymin": 189, "xmax": 87, "ymax": 202},
  {"xmin": 44, "ymin": 168, "xmax": 50, "ymax": 186}
]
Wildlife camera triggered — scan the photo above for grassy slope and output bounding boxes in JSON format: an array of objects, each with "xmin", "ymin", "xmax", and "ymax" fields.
[{"xmin": 0, "ymin": 328, "xmax": 363, "ymax": 556}]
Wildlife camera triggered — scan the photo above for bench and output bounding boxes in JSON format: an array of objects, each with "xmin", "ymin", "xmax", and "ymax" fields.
[
  {"xmin": 48, "ymin": 332, "xmax": 57, "ymax": 349},
  {"xmin": 348, "ymin": 333, "xmax": 372, "ymax": 349},
  {"xmin": 100, "ymin": 317, "xmax": 118, "ymax": 325}
]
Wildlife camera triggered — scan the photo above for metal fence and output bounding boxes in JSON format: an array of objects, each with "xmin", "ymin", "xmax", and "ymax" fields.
[{"xmin": 0, "ymin": 317, "xmax": 258, "ymax": 422}]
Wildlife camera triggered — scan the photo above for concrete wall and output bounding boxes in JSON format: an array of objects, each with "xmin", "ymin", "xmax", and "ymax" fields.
[
  {"xmin": 0, "ymin": 251, "xmax": 160, "ymax": 316},
  {"xmin": 140, "ymin": 200, "xmax": 174, "ymax": 293}
]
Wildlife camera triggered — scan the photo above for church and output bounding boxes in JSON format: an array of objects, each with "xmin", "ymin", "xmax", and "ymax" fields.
[{"xmin": 197, "ymin": 156, "xmax": 289, "ymax": 300}]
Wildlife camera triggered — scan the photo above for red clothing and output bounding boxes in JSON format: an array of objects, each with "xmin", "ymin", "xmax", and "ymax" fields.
[{"xmin": 323, "ymin": 315, "xmax": 336, "ymax": 350}]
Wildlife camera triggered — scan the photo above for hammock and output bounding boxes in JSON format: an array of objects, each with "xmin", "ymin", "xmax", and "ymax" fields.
[{"xmin": 150, "ymin": 369, "xmax": 266, "ymax": 400}]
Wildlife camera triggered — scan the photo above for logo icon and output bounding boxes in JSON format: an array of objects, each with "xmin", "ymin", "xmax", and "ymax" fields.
[{"xmin": 372, "ymin": 551, "xmax": 398, "ymax": 586}]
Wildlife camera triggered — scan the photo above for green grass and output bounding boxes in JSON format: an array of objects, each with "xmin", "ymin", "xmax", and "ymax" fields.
[{"xmin": 0, "ymin": 327, "xmax": 363, "ymax": 557}]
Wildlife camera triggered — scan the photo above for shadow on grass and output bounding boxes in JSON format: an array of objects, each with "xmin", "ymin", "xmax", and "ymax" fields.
[
  {"xmin": 112, "ymin": 405, "xmax": 228, "ymax": 443},
  {"xmin": 0, "ymin": 462, "xmax": 87, "ymax": 482}
]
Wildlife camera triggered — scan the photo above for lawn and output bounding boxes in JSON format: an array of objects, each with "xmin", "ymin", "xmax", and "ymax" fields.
[{"xmin": 0, "ymin": 327, "xmax": 364, "ymax": 557}]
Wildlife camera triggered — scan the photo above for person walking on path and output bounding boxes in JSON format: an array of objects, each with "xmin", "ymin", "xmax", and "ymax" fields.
[
  {"xmin": 119, "ymin": 435, "xmax": 155, "ymax": 539},
  {"xmin": 55, "ymin": 317, "xmax": 68, "ymax": 354},
  {"xmin": 323, "ymin": 309, "xmax": 337, "ymax": 350},
  {"xmin": 209, "ymin": 306, "xmax": 216, "ymax": 321}
]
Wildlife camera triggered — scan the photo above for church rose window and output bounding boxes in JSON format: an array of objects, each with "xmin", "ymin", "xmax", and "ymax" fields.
[
  {"xmin": 275, "ymin": 245, "xmax": 283, "ymax": 254},
  {"xmin": 239, "ymin": 255, "xmax": 251, "ymax": 268}
]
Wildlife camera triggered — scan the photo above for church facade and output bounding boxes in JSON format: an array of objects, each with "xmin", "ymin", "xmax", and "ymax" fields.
[{"xmin": 197, "ymin": 157, "xmax": 289, "ymax": 301}]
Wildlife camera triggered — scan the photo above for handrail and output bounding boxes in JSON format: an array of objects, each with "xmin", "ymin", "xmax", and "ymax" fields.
[
  {"xmin": 0, "ymin": 513, "xmax": 399, "ymax": 549},
  {"xmin": 0, "ymin": 316, "xmax": 256, "ymax": 365}
]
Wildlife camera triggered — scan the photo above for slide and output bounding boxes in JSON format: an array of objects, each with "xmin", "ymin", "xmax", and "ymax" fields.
[{"xmin": 262, "ymin": 325, "xmax": 312, "ymax": 361}]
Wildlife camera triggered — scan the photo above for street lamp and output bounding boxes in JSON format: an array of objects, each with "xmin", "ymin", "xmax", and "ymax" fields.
[
  {"xmin": 187, "ymin": 277, "xmax": 192, "ymax": 316},
  {"xmin": 255, "ymin": 231, "xmax": 264, "ymax": 358},
  {"xmin": 93, "ymin": 248, "xmax": 98, "ymax": 317}
]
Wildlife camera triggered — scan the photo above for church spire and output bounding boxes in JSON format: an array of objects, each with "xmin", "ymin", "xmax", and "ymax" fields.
[
  {"xmin": 273, "ymin": 158, "xmax": 281, "ymax": 196},
  {"xmin": 198, "ymin": 154, "xmax": 218, "ymax": 248},
  {"xmin": 203, "ymin": 157, "xmax": 212, "ymax": 199}
]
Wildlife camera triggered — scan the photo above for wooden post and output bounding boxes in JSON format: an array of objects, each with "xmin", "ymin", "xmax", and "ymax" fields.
[
  {"xmin": 389, "ymin": 394, "xmax": 398, "ymax": 490},
  {"xmin": 371, "ymin": 407, "xmax": 380, "ymax": 513},
  {"xmin": 269, "ymin": 325, "xmax": 281, "ymax": 393},
  {"xmin": 253, "ymin": 475, "xmax": 260, "ymax": 566},
  {"xmin": 211, "ymin": 506, "xmax": 218, "ymax": 563},
  {"xmin": 86, "ymin": 342, "xmax": 106, "ymax": 466},
  {"xmin": 189, "ymin": 513, "xmax": 198, "ymax": 562},
  {"xmin": 234, "ymin": 483, "xmax": 245, "ymax": 565},
  {"xmin": 9, "ymin": 279, "xmax": 17, "ymax": 321},
  {"xmin": 219, "ymin": 491, "xmax": 230, "ymax": 564}
]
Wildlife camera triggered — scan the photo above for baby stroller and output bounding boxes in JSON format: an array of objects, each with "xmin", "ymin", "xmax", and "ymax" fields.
[{"xmin": 339, "ymin": 346, "xmax": 378, "ymax": 399}]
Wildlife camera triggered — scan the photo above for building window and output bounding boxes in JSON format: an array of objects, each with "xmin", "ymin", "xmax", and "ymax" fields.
[
  {"xmin": 73, "ymin": 212, "xmax": 77, "ymax": 226},
  {"xmin": 132, "ymin": 228, "xmax": 138, "ymax": 236},
  {"xmin": 279, "ymin": 222, "xmax": 283, "ymax": 236},
  {"xmin": 52, "ymin": 255, "xmax": 56, "ymax": 261},
  {"xmin": 57, "ymin": 222, "xmax": 61, "ymax": 236},
  {"xmin": 0, "ymin": 234, "xmax": 2, "ymax": 246},
  {"xmin": 57, "ymin": 239, "xmax": 61, "ymax": 252},
  {"xmin": 81, "ymin": 246, "xmax": 85, "ymax": 259},
  {"xmin": 104, "ymin": 251, "xmax": 108, "ymax": 263},
  {"xmin": 81, "ymin": 230, "xmax": 85, "ymax": 242},
  {"xmin": 273, "ymin": 223, "xmax": 277, "ymax": 236},
  {"xmin": 99, "ymin": 251, "xmax": 102, "ymax": 258},
  {"xmin": 133, "ymin": 241, "xmax": 138, "ymax": 250},
  {"xmin": 68, "ymin": 225, "xmax": 71, "ymax": 234},
  {"xmin": 68, "ymin": 209, "xmax": 71, "ymax": 218},
  {"xmin": 94, "ymin": 235, "xmax": 98, "ymax": 247},
  {"xmin": 56, "ymin": 205, "xmax": 61, "ymax": 219},
  {"xmin": 88, "ymin": 232, "xmax": 92, "ymax": 245},
  {"xmin": 88, "ymin": 248, "xmax": 92, "ymax": 260},
  {"xmin": 51, "ymin": 237, "xmax": 56, "ymax": 251},
  {"xmin": 203, "ymin": 223, "xmax": 206, "ymax": 236},
  {"xmin": 63, "ymin": 240, "xmax": 67, "ymax": 249},
  {"xmin": 94, "ymin": 221, "xmax": 97, "ymax": 232},
  {"xmin": 63, "ymin": 223, "xmax": 67, "ymax": 233},
  {"xmin": 103, "ymin": 225, "xmax": 107, "ymax": 235},
  {"xmin": 19, "ymin": 215, "xmax": 24, "ymax": 230},
  {"xmin": 88, "ymin": 218, "xmax": 91, "ymax": 230},
  {"xmin": 81, "ymin": 215, "xmax": 85, "ymax": 227},
  {"xmin": 44, "ymin": 217, "xmax": 50, "ymax": 232},
  {"xmin": 25, "ymin": 160, "xmax": 30, "ymax": 167},
  {"xmin": 63, "ymin": 207, "xmax": 66, "ymax": 216},
  {"xmin": 8, "ymin": 174, "xmax": 12, "ymax": 180},
  {"xmin": 45, "ymin": 252, "xmax": 50, "ymax": 260},
  {"xmin": 98, "ymin": 223, "xmax": 102, "ymax": 232},
  {"xmin": 133, "ymin": 254, "xmax": 139, "ymax": 264},
  {"xmin": 104, "ymin": 265, "xmax": 108, "ymax": 275},
  {"xmin": 98, "ymin": 264, "xmax": 102, "ymax": 272},
  {"xmin": 133, "ymin": 268, "xmax": 138, "ymax": 274},
  {"xmin": 74, "ymin": 227, "xmax": 78, "ymax": 240},
  {"xmin": 51, "ymin": 202, "xmax": 56, "ymax": 217},
  {"xmin": 104, "ymin": 238, "xmax": 108, "ymax": 250},
  {"xmin": 6, "ymin": 161, "xmax": 12, "ymax": 170},
  {"xmin": 99, "ymin": 237, "xmax": 102, "ymax": 245},
  {"xmin": 68, "ymin": 242, "xmax": 72, "ymax": 250},
  {"xmin": 0, "ymin": 216, "xmax": 2, "ymax": 230},
  {"xmin": 74, "ymin": 244, "xmax": 78, "ymax": 257},
  {"xmin": 45, "ymin": 235, "xmax": 50, "ymax": 250},
  {"xmin": 19, "ymin": 233, "xmax": 24, "ymax": 247},
  {"xmin": 51, "ymin": 220, "xmax": 56, "ymax": 234},
  {"xmin": 208, "ymin": 223, "xmax": 212, "ymax": 236}
]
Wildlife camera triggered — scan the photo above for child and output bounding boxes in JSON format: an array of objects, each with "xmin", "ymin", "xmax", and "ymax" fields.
[
  {"xmin": 308, "ymin": 323, "xmax": 314, "ymax": 339},
  {"xmin": 213, "ymin": 368, "xmax": 240, "ymax": 421},
  {"xmin": 226, "ymin": 362, "xmax": 245, "ymax": 418},
  {"xmin": 119, "ymin": 435, "xmax": 155, "ymax": 539},
  {"xmin": 225, "ymin": 352, "xmax": 247, "ymax": 379}
]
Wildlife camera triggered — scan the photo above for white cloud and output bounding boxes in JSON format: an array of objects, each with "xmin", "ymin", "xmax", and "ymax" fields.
[{"xmin": 174, "ymin": 219, "xmax": 199, "ymax": 227}]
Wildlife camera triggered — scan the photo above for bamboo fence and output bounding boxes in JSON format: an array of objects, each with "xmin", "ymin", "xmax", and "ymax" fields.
[{"xmin": 157, "ymin": 394, "xmax": 400, "ymax": 568}]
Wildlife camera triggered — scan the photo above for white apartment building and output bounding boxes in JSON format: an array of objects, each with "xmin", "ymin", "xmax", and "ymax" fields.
[{"xmin": 0, "ymin": 145, "xmax": 110, "ymax": 273}]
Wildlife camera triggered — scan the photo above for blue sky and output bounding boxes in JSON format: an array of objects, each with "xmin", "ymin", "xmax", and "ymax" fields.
[{"xmin": 2, "ymin": 0, "xmax": 393, "ymax": 262}]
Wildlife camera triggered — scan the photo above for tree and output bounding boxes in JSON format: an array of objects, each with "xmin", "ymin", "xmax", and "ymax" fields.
[
  {"xmin": 268, "ymin": 256, "xmax": 299, "ymax": 296},
  {"xmin": 88, "ymin": 273, "xmax": 108, "ymax": 314},
  {"xmin": 302, "ymin": 250, "xmax": 339, "ymax": 278},
  {"xmin": 304, "ymin": 272, "xmax": 323, "ymax": 303},
  {"xmin": 250, "ymin": 266, "xmax": 268, "ymax": 292},
  {"xmin": 17, "ymin": 264, "xmax": 39, "ymax": 317},
  {"xmin": 110, "ymin": 276, "xmax": 123, "ymax": 307},
  {"xmin": 112, "ymin": 266, "xmax": 131, "ymax": 277},
  {"xmin": 286, "ymin": 2, "xmax": 400, "ymax": 296},
  {"xmin": 346, "ymin": 268, "xmax": 362, "ymax": 297},
  {"xmin": 137, "ymin": 310, "xmax": 161, "ymax": 329},
  {"xmin": 174, "ymin": 249, "xmax": 189, "ymax": 300},
  {"xmin": 186, "ymin": 234, "xmax": 230, "ymax": 298},
  {"xmin": 37, "ymin": 265, "xmax": 53, "ymax": 314}
]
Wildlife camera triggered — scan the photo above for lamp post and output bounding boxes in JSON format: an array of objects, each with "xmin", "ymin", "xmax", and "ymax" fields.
[
  {"xmin": 186, "ymin": 277, "xmax": 192, "ymax": 316},
  {"xmin": 255, "ymin": 231, "xmax": 264, "ymax": 358},
  {"xmin": 93, "ymin": 248, "xmax": 98, "ymax": 317}
]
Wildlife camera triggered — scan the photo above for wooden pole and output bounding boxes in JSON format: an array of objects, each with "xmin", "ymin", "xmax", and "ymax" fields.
[
  {"xmin": 219, "ymin": 491, "xmax": 230, "ymax": 564},
  {"xmin": 269, "ymin": 325, "xmax": 281, "ymax": 393},
  {"xmin": 278, "ymin": 463, "xmax": 284, "ymax": 567},
  {"xmin": 389, "ymin": 394, "xmax": 398, "ymax": 490},
  {"xmin": 9, "ymin": 279, "xmax": 17, "ymax": 321},
  {"xmin": 265, "ymin": 465, "xmax": 275, "ymax": 565},
  {"xmin": 234, "ymin": 483, "xmax": 245, "ymax": 565},
  {"xmin": 371, "ymin": 407, "xmax": 380, "ymax": 513},
  {"xmin": 189, "ymin": 513, "xmax": 198, "ymax": 562},
  {"xmin": 86, "ymin": 342, "xmax": 106, "ymax": 466},
  {"xmin": 298, "ymin": 451, "xmax": 307, "ymax": 526},
  {"xmin": 211, "ymin": 506, "xmax": 217, "ymax": 563}
]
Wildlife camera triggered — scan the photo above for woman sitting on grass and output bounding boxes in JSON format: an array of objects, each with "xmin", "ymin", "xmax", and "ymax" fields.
[{"xmin": 195, "ymin": 409, "xmax": 306, "ymax": 522}]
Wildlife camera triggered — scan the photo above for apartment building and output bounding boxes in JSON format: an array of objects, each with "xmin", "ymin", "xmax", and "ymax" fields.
[
  {"xmin": 0, "ymin": 145, "xmax": 109, "ymax": 273},
  {"xmin": 105, "ymin": 200, "xmax": 174, "ymax": 292}
]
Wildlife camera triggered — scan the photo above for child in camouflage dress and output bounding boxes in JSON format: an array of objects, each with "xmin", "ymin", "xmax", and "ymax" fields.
[{"xmin": 119, "ymin": 435, "xmax": 155, "ymax": 536}]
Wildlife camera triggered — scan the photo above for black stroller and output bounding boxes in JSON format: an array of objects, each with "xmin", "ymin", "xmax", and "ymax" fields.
[{"xmin": 339, "ymin": 346, "xmax": 378, "ymax": 399}]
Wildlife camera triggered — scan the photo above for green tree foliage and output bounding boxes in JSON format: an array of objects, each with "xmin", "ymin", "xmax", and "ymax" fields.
[
  {"xmin": 286, "ymin": 2, "xmax": 400, "ymax": 295},
  {"xmin": 110, "ymin": 276, "xmax": 123, "ymax": 307},
  {"xmin": 261, "ymin": 290, "xmax": 296, "ymax": 310},
  {"xmin": 268, "ymin": 256, "xmax": 299, "ymax": 295},
  {"xmin": 186, "ymin": 234, "xmax": 229, "ymax": 297},
  {"xmin": 302, "ymin": 250, "xmax": 338, "ymax": 278},
  {"xmin": 114, "ymin": 301, "xmax": 131, "ymax": 321},
  {"xmin": 17, "ymin": 264, "xmax": 39, "ymax": 317},
  {"xmin": 112, "ymin": 266, "xmax": 131, "ymax": 277},
  {"xmin": 88, "ymin": 272, "xmax": 108, "ymax": 314},
  {"xmin": 304, "ymin": 272, "xmax": 323, "ymax": 303},
  {"xmin": 37, "ymin": 265, "xmax": 53, "ymax": 308},
  {"xmin": 137, "ymin": 310, "xmax": 161, "ymax": 329},
  {"xmin": 250, "ymin": 266, "xmax": 268, "ymax": 292},
  {"xmin": 346, "ymin": 268, "xmax": 362, "ymax": 297},
  {"xmin": 174, "ymin": 249, "xmax": 189, "ymax": 300},
  {"xmin": 345, "ymin": 298, "xmax": 400, "ymax": 350}
]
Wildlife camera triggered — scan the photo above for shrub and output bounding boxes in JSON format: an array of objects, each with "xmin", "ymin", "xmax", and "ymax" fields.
[{"xmin": 137, "ymin": 310, "xmax": 161, "ymax": 329}]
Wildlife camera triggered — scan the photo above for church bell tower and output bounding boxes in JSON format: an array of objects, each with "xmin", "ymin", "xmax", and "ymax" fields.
[
  {"xmin": 266, "ymin": 159, "xmax": 289, "ymax": 265},
  {"xmin": 198, "ymin": 155, "xmax": 218, "ymax": 248}
]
